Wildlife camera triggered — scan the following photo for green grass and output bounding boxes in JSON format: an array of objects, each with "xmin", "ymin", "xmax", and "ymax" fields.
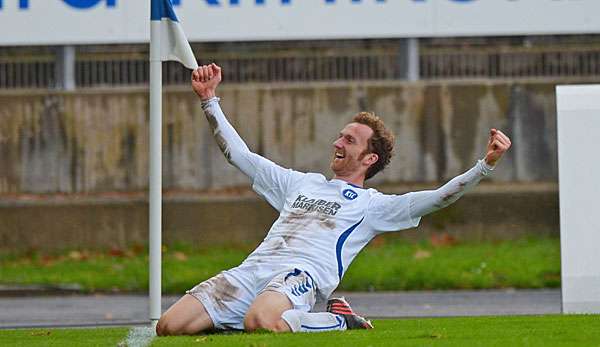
[
  {"xmin": 343, "ymin": 237, "xmax": 560, "ymax": 290},
  {"xmin": 0, "ymin": 327, "xmax": 128, "ymax": 347},
  {"xmin": 2, "ymin": 315, "xmax": 599, "ymax": 346},
  {"xmin": 0, "ymin": 237, "xmax": 560, "ymax": 293}
]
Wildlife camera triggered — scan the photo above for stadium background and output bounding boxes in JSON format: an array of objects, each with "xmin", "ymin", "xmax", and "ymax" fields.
[{"xmin": 1, "ymin": 1, "xmax": 597, "ymax": 250}]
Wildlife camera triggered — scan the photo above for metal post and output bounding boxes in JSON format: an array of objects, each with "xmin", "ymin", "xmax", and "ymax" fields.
[
  {"xmin": 149, "ymin": 20, "xmax": 162, "ymax": 323},
  {"xmin": 406, "ymin": 38, "xmax": 420, "ymax": 82},
  {"xmin": 55, "ymin": 45, "xmax": 76, "ymax": 90}
]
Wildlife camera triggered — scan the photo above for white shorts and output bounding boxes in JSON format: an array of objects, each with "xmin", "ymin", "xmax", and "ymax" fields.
[{"xmin": 186, "ymin": 263, "xmax": 318, "ymax": 330}]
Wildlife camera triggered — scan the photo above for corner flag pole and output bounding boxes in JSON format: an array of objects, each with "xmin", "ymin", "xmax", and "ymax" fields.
[
  {"xmin": 149, "ymin": 13, "xmax": 163, "ymax": 324},
  {"xmin": 149, "ymin": 0, "xmax": 198, "ymax": 323}
]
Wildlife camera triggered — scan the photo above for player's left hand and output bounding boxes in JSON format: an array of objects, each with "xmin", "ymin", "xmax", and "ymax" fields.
[{"xmin": 484, "ymin": 129, "xmax": 511, "ymax": 167}]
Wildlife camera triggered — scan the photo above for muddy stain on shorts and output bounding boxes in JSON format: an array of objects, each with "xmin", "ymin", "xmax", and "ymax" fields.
[{"xmin": 189, "ymin": 273, "xmax": 239, "ymax": 310}]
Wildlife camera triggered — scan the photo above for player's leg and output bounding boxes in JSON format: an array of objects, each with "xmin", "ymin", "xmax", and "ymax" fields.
[
  {"xmin": 244, "ymin": 289, "xmax": 352, "ymax": 333},
  {"xmin": 280, "ymin": 297, "xmax": 373, "ymax": 332},
  {"xmin": 156, "ymin": 294, "xmax": 213, "ymax": 336},
  {"xmin": 243, "ymin": 290, "xmax": 294, "ymax": 332},
  {"xmin": 281, "ymin": 309, "xmax": 348, "ymax": 332},
  {"xmin": 157, "ymin": 269, "xmax": 254, "ymax": 335},
  {"xmin": 244, "ymin": 268, "xmax": 367, "ymax": 333}
]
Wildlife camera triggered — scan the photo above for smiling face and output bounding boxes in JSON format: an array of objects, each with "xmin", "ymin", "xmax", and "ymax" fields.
[{"xmin": 330, "ymin": 122, "xmax": 378, "ymax": 183}]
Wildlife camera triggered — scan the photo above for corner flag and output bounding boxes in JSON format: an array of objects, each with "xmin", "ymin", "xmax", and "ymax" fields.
[
  {"xmin": 149, "ymin": 0, "xmax": 197, "ymax": 324},
  {"xmin": 151, "ymin": 0, "xmax": 198, "ymax": 69}
]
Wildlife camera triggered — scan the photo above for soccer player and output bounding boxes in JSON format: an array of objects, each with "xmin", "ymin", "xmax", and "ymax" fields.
[{"xmin": 156, "ymin": 64, "xmax": 511, "ymax": 335}]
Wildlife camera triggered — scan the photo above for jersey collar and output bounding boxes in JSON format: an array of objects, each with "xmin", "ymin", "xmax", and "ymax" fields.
[{"xmin": 329, "ymin": 178, "xmax": 366, "ymax": 190}]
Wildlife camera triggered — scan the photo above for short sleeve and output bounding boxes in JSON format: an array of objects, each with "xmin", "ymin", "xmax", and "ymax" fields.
[
  {"xmin": 251, "ymin": 155, "xmax": 305, "ymax": 212},
  {"xmin": 367, "ymin": 192, "xmax": 421, "ymax": 232}
]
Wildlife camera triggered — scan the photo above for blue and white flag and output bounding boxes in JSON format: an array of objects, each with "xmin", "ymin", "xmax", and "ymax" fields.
[{"xmin": 151, "ymin": 0, "xmax": 198, "ymax": 69}]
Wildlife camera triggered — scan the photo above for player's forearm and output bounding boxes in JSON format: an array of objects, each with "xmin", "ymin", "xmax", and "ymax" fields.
[
  {"xmin": 409, "ymin": 160, "xmax": 493, "ymax": 218},
  {"xmin": 201, "ymin": 97, "xmax": 259, "ymax": 178}
]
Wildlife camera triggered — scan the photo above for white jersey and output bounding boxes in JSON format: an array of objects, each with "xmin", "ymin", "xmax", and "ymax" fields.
[
  {"xmin": 244, "ymin": 164, "xmax": 419, "ymax": 299},
  {"xmin": 201, "ymin": 97, "xmax": 493, "ymax": 300}
]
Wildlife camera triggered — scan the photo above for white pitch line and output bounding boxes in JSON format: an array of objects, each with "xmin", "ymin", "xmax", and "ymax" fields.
[{"xmin": 118, "ymin": 326, "xmax": 156, "ymax": 347}]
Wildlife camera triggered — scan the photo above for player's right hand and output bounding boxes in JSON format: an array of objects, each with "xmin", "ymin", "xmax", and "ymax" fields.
[{"xmin": 192, "ymin": 63, "xmax": 222, "ymax": 101}]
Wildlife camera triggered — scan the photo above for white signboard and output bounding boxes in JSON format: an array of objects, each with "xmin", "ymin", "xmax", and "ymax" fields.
[
  {"xmin": 557, "ymin": 85, "xmax": 600, "ymax": 314},
  {"xmin": 1, "ymin": 0, "xmax": 600, "ymax": 46}
]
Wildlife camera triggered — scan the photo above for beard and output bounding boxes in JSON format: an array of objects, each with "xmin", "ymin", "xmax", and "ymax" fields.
[
  {"xmin": 330, "ymin": 150, "xmax": 368, "ymax": 176},
  {"xmin": 330, "ymin": 156, "xmax": 347, "ymax": 174}
]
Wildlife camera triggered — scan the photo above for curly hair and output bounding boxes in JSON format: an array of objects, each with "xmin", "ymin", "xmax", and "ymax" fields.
[{"xmin": 352, "ymin": 112, "xmax": 395, "ymax": 180}]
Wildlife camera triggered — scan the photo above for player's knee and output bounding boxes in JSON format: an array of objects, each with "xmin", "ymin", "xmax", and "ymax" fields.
[
  {"xmin": 243, "ymin": 312, "xmax": 262, "ymax": 332},
  {"xmin": 155, "ymin": 316, "xmax": 169, "ymax": 336},
  {"xmin": 244, "ymin": 312, "xmax": 288, "ymax": 332},
  {"xmin": 273, "ymin": 318, "xmax": 292, "ymax": 332},
  {"xmin": 156, "ymin": 315, "xmax": 179, "ymax": 336}
]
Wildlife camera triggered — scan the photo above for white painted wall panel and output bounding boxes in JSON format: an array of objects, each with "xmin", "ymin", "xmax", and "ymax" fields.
[{"xmin": 556, "ymin": 85, "xmax": 600, "ymax": 314}]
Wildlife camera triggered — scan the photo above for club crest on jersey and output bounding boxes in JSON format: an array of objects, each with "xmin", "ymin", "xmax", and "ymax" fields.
[{"xmin": 342, "ymin": 189, "xmax": 358, "ymax": 200}]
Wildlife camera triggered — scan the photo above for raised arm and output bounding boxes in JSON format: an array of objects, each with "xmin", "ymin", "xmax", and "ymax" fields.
[
  {"xmin": 410, "ymin": 129, "xmax": 511, "ymax": 218},
  {"xmin": 191, "ymin": 64, "xmax": 260, "ymax": 179},
  {"xmin": 192, "ymin": 64, "xmax": 304, "ymax": 212}
]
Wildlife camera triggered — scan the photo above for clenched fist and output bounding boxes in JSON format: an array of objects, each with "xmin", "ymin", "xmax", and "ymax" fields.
[
  {"xmin": 485, "ymin": 129, "xmax": 511, "ymax": 167},
  {"xmin": 191, "ymin": 63, "xmax": 222, "ymax": 100}
]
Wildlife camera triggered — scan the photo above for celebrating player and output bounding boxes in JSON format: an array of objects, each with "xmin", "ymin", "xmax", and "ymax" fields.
[{"xmin": 156, "ymin": 63, "xmax": 511, "ymax": 335}]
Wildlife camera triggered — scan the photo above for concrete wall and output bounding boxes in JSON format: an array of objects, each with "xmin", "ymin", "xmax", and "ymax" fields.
[
  {"xmin": 0, "ymin": 188, "xmax": 558, "ymax": 251},
  {"xmin": 0, "ymin": 81, "xmax": 561, "ymax": 250},
  {"xmin": 0, "ymin": 81, "xmax": 558, "ymax": 194}
]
